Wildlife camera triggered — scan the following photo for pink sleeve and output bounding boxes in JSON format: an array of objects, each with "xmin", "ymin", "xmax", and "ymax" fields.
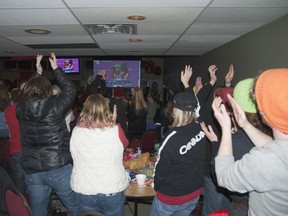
[{"xmin": 117, "ymin": 124, "xmax": 129, "ymax": 148}]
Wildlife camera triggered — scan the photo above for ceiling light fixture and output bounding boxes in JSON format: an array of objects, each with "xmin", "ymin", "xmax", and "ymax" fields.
[
  {"xmin": 129, "ymin": 38, "xmax": 142, "ymax": 42},
  {"xmin": 128, "ymin": 15, "xmax": 145, "ymax": 21},
  {"xmin": 25, "ymin": 29, "xmax": 51, "ymax": 35},
  {"xmin": 87, "ymin": 24, "xmax": 137, "ymax": 35}
]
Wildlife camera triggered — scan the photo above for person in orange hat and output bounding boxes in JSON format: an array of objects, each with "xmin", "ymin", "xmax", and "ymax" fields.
[{"xmin": 209, "ymin": 68, "xmax": 288, "ymax": 216}]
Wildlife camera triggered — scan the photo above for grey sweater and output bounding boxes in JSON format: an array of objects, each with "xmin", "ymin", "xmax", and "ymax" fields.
[{"xmin": 215, "ymin": 140, "xmax": 288, "ymax": 216}]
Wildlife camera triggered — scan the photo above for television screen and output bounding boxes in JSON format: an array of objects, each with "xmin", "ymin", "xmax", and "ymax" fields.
[
  {"xmin": 93, "ymin": 60, "xmax": 140, "ymax": 87},
  {"xmin": 58, "ymin": 58, "xmax": 79, "ymax": 73}
]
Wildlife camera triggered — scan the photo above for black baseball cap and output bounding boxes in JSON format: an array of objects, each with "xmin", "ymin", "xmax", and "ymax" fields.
[{"xmin": 173, "ymin": 92, "xmax": 197, "ymax": 112}]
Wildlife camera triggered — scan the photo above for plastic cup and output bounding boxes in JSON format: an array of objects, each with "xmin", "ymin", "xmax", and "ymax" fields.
[
  {"xmin": 154, "ymin": 143, "xmax": 160, "ymax": 154},
  {"xmin": 136, "ymin": 174, "xmax": 146, "ymax": 186}
]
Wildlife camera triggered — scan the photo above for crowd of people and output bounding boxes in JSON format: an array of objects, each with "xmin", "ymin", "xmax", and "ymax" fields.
[{"xmin": 0, "ymin": 52, "xmax": 288, "ymax": 216}]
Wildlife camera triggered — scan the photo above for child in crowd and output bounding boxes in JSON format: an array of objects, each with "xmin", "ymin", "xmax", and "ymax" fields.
[
  {"xmin": 70, "ymin": 93, "xmax": 129, "ymax": 216},
  {"xmin": 150, "ymin": 65, "xmax": 206, "ymax": 215}
]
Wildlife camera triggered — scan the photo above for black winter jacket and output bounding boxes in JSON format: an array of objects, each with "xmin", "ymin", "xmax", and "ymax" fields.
[{"xmin": 16, "ymin": 68, "xmax": 77, "ymax": 173}]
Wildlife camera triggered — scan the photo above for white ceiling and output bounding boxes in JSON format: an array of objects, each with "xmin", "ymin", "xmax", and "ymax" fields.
[{"xmin": 0, "ymin": 0, "xmax": 287, "ymax": 57}]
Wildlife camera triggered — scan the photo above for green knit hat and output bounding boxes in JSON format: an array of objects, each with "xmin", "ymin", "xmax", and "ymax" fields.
[{"xmin": 233, "ymin": 78, "xmax": 257, "ymax": 113}]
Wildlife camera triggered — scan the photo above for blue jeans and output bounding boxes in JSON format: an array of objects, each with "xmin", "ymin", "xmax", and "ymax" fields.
[
  {"xmin": 150, "ymin": 195, "xmax": 199, "ymax": 216},
  {"xmin": 203, "ymin": 176, "xmax": 230, "ymax": 216},
  {"xmin": 12, "ymin": 152, "xmax": 26, "ymax": 194},
  {"xmin": 25, "ymin": 163, "xmax": 80, "ymax": 216},
  {"xmin": 76, "ymin": 191, "xmax": 125, "ymax": 216}
]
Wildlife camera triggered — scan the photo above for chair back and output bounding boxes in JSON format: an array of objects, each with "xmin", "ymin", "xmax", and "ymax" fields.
[
  {"xmin": 141, "ymin": 130, "xmax": 160, "ymax": 153},
  {"xmin": 5, "ymin": 187, "xmax": 32, "ymax": 216}
]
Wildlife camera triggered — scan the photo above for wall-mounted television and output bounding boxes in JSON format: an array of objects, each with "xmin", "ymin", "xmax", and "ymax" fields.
[
  {"xmin": 93, "ymin": 60, "xmax": 140, "ymax": 88},
  {"xmin": 57, "ymin": 58, "xmax": 80, "ymax": 73}
]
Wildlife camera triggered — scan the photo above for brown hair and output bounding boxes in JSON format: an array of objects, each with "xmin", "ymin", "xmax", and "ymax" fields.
[
  {"xmin": 78, "ymin": 93, "xmax": 114, "ymax": 128},
  {"xmin": 150, "ymin": 81, "xmax": 160, "ymax": 103},
  {"xmin": 10, "ymin": 88, "xmax": 20, "ymax": 103},
  {"xmin": 0, "ymin": 84, "xmax": 10, "ymax": 111},
  {"xmin": 246, "ymin": 112, "xmax": 272, "ymax": 136},
  {"xmin": 21, "ymin": 76, "xmax": 52, "ymax": 101}
]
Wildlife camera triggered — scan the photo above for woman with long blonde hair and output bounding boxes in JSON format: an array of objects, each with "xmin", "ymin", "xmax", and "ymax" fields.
[
  {"xmin": 127, "ymin": 87, "xmax": 148, "ymax": 139},
  {"xmin": 70, "ymin": 93, "xmax": 129, "ymax": 216}
]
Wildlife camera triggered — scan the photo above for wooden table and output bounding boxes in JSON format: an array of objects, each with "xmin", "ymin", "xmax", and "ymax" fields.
[{"xmin": 124, "ymin": 179, "xmax": 155, "ymax": 216}]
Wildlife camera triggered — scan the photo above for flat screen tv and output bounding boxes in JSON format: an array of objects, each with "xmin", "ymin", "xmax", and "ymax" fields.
[
  {"xmin": 93, "ymin": 60, "xmax": 141, "ymax": 87},
  {"xmin": 58, "ymin": 58, "xmax": 79, "ymax": 73}
]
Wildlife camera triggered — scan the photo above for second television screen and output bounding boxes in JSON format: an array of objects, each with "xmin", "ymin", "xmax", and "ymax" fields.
[{"xmin": 93, "ymin": 60, "xmax": 140, "ymax": 88}]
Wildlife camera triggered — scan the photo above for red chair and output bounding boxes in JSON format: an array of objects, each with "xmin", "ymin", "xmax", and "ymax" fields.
[
  {"xmin": 208, "ymin": 209, "xmax": 229, "ymax": 216},
  {"xmin": 141, "ymin": 130, "xmax": 160, "ymax": 154},
  {"xmin": 5, "ymin": 187, "xmax": 32, "ymax": 216}
]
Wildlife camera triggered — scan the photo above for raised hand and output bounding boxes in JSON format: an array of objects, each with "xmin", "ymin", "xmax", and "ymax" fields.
[
  {"xmin": 195, "ymin": 76, "xmax": 203, "ymax": 94},
  {"xmin": 208, "ymin": 65, "xmax": 218, "ymax": 86},
  {"xmin": 112, "ymin": 104, "xmax": 117, "ymax": 124},
  {"xmin": 181, "ymin": 65, "xmax": 193, "ymax": 88},
  {"xmin": 225, "ymin": 64, "xmax": 234, "ymax": 87},
  {"xmin": 212, "ymin": 96, "xmax": 231, "ymax": 130},
  {"xmin": 227, "ymin": 94, "xmax": 249, "ymax": 129},
  {"xmin": 36, "ymin": 54, "xmax": 43, "ymax": 74},
  {"xmin": 98, "ymin": 70, "xmax": 106, "ymax": 80},
  {"xmin": 200, "ymin": 122, "xmax": 218, "ymax": 142},
  {"xmin": 49, "ymin": 52, "xmax": 58, "ymax": 70}
]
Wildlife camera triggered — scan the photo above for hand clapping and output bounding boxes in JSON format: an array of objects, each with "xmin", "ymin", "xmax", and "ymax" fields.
[{"xmin": 49, "ymin": 52, "xmax": 58, "ymax": 70}]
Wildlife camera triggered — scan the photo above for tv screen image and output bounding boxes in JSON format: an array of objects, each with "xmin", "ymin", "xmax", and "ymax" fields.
[
  {"xmin": 57, "ymin": 58, "xmax": 79, "ymax": 73},
  {"xmin": 93, "ymin": 60, "xmax": 140, "ymax": 87}
]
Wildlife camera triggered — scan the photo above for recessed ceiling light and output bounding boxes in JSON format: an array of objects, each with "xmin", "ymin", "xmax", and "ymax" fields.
[
  {"xmin": 128, "ymin": 15, "xmax": 145, "ymax": 21},
  {"xmin": 25, "ymin": 29, "xmax": 51, "ymax": 35},
  {"xmin": 129, "ymin": 38, "xmax": 142, "ymax": 42}
]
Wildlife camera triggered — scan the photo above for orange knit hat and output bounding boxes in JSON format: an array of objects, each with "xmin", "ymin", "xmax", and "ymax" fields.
[{"xmin": 255, "ymin": 68, "xmax": 288, "ymax": 133}]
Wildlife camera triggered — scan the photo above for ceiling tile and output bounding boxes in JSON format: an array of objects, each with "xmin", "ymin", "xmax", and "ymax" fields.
[
  {"xmin": 0, "ymin": 25, "xmax": 88, "ymax": 37},
  {"xmin": 9, "ymin": 36, "xmax": 94, "ymax": 44},
  {"xmin": 196, "ymin": 8, "xmax": 288, "ymax": 24},
  {"xmin": 72, "ymin": 7, "xmax": 204, "ymax": 24},
  {"xmin": 185, "ymin": 23, "xmax": 262, "ymax": 35},
  {"xmin": 65, "ymin": 0, "xmax": 210, "ymax": 8},
  {"xmin": 0, "ymin": 0, "xmax": 66, "ymax": 9},
  {"xmin": 210, "ymin": 0, "xmax": 288, "ymax": 7},
  {"xmin": 137, "ymin": 24, "xmax": 190, "ymax": 35},
  {"xmin": 0, "ymin": 9, "xmax": 79, "ymax": 25}
]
